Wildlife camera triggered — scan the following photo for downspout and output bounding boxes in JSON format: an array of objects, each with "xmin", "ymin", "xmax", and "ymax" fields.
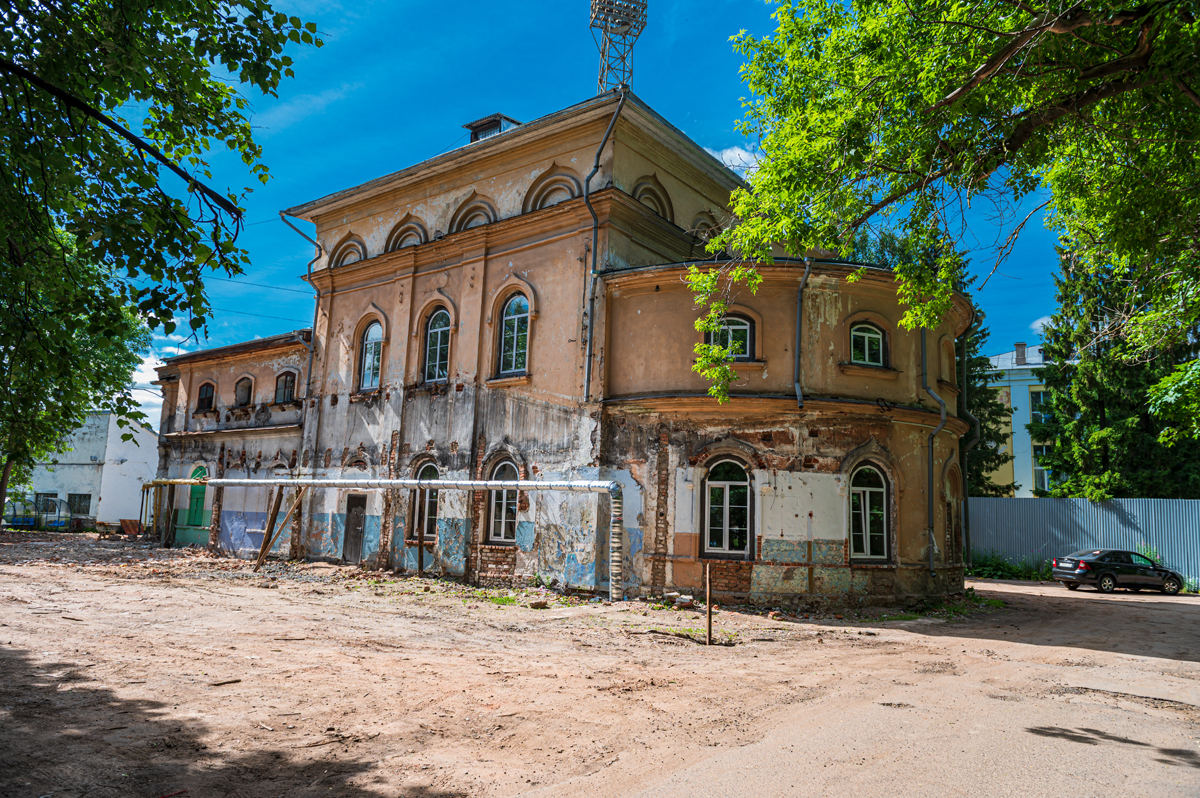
[
  {"xmin": 920, "ymin": 328, "xmax": 947, "ymax": 579},
  {"xmin": 278, "ymin": 212, "xmax": 324, "ymax": 407},
  {"xmin": 958, "ymin": 310, "xmax": 982, "ymax": 567},
  {"xmin": 582, "ymin": 86, "xmax": 629, "ymax": 402},
  {"xmin": 794, "ymin": 259, "xmax": 813, "ymax": 406}
]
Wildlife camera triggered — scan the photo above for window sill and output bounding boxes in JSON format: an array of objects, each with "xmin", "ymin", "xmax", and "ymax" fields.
[
  {"xmin": 349, "ymin": 389, "xmax": 380, "ymax": 404},
  {"xmin": 850, "ymin": 560, "xmax": 894, "ymax": 568},
  {"xmin": 404, "ymin": 539, "xmax": 437, "ymax": 547},
  {"xmin": 194, "ymin": 409, "xmax": 218, "ymax": 419},
  {"xmin": 700, "ymin": 553, "xmax": 753, "ymax": 562},
  {"xmin": 481, "ymin": 541, "xmax": 517, "ymax": 549},
  {"xmin": 270, "ymin": 400, "xmax": 303, "ymax": 410},
  {"xmin": 838, "ymin": 363, "xmax": 899, "ymax": 380},
  {"xmin": 487, "ymin": 373, "xmax": 530, "ymax": 388},
  {"xmin": 730, "ymin": 360, "xmax": 766, "ymax": 372}
]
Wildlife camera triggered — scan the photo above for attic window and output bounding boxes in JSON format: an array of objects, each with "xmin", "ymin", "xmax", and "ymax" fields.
[{"xmin": 464, "ymin": 113, "xmax": 521, "ymax": 143}]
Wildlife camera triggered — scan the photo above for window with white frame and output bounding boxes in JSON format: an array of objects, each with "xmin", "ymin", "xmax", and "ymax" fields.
[
  {"xmin": 850, "ymin": 323, "xmax": 885, "ymax": 366},
  {"xmin": 425, "ymin": 308, "xmax": 451, "ymax": 383},
  {"xmin": 1030, "ymin": 389, "xmax": 1048, "ymax": 425},
  {"xmin": 488, "ymin": 461, "xmax": 519, "ymax": 542},
  {"xmin": 706, "ymin": 315, "xmax": 754, "ymax": 361},
  {"xmin": 1032, "ymin": 444, "xmax": 1052, "ymax": 492},
  {"xmin": 411, "ymin": 462, "xmax": 439, "ymax": 541},
  {"xmin": 850, "ymin": 465, "xmax": 888, "ymax": 559},
  {"xmin": 360, "ymin": 321, "xmax": 383, "ymax": 390},
  {"xmin": 498, "ymin": 294, "xmax": 529, "ymax": 376},
  {"xmin": 704, "ymin": 460, "xmax": 750, "ymax": 556}
]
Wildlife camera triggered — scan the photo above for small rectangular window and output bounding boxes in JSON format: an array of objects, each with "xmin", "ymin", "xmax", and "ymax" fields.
[
  {"xmin": 1030, "ymin": 389, "xmax": 1047, "ymax": 424},
  {"xmin": 35, "ymin": 492, "xmax": 57, "ymax": 513},
  {"xmin": 67, "ymin": 493, "xmax": 91, "ymax": 516},
  {"xmin": 1032, "ymin": 444, "xmax": 1051, "ymax": 491},
  {"xmin": 275, "ymin": 373, "xmax": 296, "ymax": 403}
]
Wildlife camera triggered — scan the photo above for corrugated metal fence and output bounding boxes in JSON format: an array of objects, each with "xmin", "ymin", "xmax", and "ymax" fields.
[{"xmin": 968, "ymin": 498, "xmax": 1200, "ymax": 582}]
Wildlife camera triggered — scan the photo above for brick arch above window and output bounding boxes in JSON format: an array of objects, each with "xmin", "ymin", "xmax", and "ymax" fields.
[{"xmin": 688, "ymin": 436, "xmax": 766, "ymax": 470}]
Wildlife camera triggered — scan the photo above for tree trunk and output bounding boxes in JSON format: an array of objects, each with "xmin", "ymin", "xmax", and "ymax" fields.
[{"xmin": 0, "ymin": 457, "xmax": 14, "ymax": 522}]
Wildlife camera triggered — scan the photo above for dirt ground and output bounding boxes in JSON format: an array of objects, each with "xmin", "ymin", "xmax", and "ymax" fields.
[{"xmin": 0, "ymin": 531, "xmax": 1197, "ymax": 798}]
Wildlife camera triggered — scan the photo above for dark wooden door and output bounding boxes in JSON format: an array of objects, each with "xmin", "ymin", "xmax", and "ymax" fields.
[{"xmin": 343, "ymin": 494, "xmax": 367, "ymax": 564}]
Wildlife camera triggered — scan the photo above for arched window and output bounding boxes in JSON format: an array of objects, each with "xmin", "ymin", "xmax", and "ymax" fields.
[
  {"xmin": 424, "ymin": 308, "xmax": 451, "ymax": 383},
  {"xmin": 274, "ymin": 372, "xmax": 296, "ymax": 403},
  {"xmin": 704, "ymin": 460, "xmax": 750, "ymax": 556},
  {"xmin": 196, "ymin": 382, "xmax": 215, "ymax": 412},
  {"xmin": 488, "ymin": 461, "xmax": 519, "ymax": 542},
  {"xmin": 411, "ymin": 462, "xmax": 439, "ymax": 541},
  {"xmin": 359, "ymin": 321, "xmax": 383, "ymax": 391},
  {"xmin": 186, "ymin": 466, "xmax": 207, "ymax": 527},
  {"xmin": 234, "ymin": 377, "xmax": 253, "ymax": 407},
  {"xmin": 498, "ymin": 294, "xmax": 529, "ymax": 376},
  {"xmin": 706, "ymin": 315, "xmax": 754, "ymax": 361},
  {"xmin": 850, "ymin": 465, "xmax": 888, "ymax": 560},
  {"xmin": 850, "ymin": 323, "xmax": 885, "ymax": 367}
]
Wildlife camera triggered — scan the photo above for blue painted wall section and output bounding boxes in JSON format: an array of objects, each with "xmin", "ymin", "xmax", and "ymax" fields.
[
  {"xmin": 515, "ymin": 521, "xmax": 536, "ymax": 553},
  {"xmin": 761, "ymin": 538, "xmax": 806, "ymax": 564},
  {"xmin": 750, "ymin": 565, "xmax": 807, "ymax": 597},
  {"xmin": 437, "ymin": 517, "xmax": 468, "ymax": 575}
]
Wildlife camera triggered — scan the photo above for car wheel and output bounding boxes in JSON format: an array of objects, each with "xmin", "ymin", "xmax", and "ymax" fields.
[
  {"xmin": 1162, "ymin": 577, "xmax": 1182, "ymax": 596},
  {"xmin": 1065, "ymin": 583, "xmax": 1080, "ymax": 591},
  {"xmin": 1098, "ymin": 574, "xmax": 1117, "ymax": 593}
]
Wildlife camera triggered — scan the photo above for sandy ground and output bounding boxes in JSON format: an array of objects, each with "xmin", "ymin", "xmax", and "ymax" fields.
[{"xmin": 0, "ymin": 531, "xmax": 1197, "ymax": 798}]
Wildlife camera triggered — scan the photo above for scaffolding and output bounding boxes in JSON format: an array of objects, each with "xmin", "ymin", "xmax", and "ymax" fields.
[{"xmin": 141, "ymin": 477, "xmax": 628, "ymax": 600}]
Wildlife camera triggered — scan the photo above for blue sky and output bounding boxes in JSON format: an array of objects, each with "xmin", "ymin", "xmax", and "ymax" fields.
[{"xmin": 135, "ymin": 0, "xmax": 1060, "ymax": 420}]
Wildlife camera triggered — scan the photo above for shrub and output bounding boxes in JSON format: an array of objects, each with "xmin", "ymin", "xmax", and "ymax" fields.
[{"xmin": 966, "ymin": 550, "xmax": 1052, "ymax": 581}]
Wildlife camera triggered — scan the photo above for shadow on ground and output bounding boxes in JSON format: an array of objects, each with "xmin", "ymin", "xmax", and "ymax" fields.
[
  {"xmin": 0, "ymin": 646, "xmax": 463, "ymax": 798},
  {"xmin": 1025, "ymin": 726, "xmax": 1200, "ymax": 769}
]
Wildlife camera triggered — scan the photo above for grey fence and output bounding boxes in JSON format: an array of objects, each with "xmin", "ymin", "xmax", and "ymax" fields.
[{"xmin": 968, "ymin": 498, "xmax": 1200, "ymax": 582}]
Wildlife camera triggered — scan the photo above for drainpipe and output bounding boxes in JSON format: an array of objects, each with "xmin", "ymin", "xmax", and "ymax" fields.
[
  {"xmin": 920, "ymin": 328, "xmax": 947, "ymax": 580},
  {"xmin": 279, "ymin": 212, "xmax": 324, "ymax": 408},
  {"xmin": 794, "ymin": 259, "xmax": 813, "ymax": 407},
  {"xmin": 958, "ymin": 311, "xmax": 982, "ymax": 567},
  {"xmin": 582, "ymin": 86, "xmax": 629, "ymax": 402}
]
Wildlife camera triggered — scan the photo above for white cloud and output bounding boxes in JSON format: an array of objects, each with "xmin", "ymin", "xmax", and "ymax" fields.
[
  {"xmin": 705, "ymin": 145, "xmax": 763, "ymax": 177},
  {"xmin": 152, "ymin": 332, "xmax": 187, "ymax": 344},
  {"xmin": 159, "ymin": 346, "xmax": 191, "ymax": 356},
  {"xmin": 129, "ymin": 353, "xmax": 167, "ymax": 430},
  {"xmin": 253, "ymin": 82, "xmax": 363, "ymax": 135},
  {"xmin": 1030, "ymin": 315, "xmax": 1053, "ymax": 335}
]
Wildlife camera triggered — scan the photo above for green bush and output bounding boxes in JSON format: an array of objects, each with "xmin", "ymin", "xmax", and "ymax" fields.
[{"xmin": 966, "ymin": 550, "xmax": 1052, "ymax": 581}]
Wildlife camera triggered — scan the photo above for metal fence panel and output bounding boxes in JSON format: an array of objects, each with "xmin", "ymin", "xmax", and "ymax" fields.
[{"xmin": 968, "ymin": 498, "xmax": 1200, "ymax": 582}]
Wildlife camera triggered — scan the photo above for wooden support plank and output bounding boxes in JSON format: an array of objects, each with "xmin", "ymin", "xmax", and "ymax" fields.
[
  {"xmin": 253, "ymin": 486, "xmax": 286, "ymax": 568},
  {"xmin": 254, "ymin": 487, "xmax": 308, "ymax": 572}
]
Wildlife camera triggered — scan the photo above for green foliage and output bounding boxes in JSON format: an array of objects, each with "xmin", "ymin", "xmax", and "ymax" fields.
[
  {"xmin": 0, "ymin": 1, "xmax": 321, "ymax": 336},
  {"xmin": 1030, "ymin": 252, "xmax": 1200, "ymax": 500},
  {"xmin": 1134, "ymin": 542, "xmax": 1162, "ymax": 563},
  {"xmin": 967, "ymin": 550, "xmax": 1052, "ymax": 581},
  {"xmin": 689, "ymin": 0, "xmax": 1200, "ymax": 405},
  {"xmin": 1148, "ymin": 360, "xmax": 1200, "ymax": 445}
]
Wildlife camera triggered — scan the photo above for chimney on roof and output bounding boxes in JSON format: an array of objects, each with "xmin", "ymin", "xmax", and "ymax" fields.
[{"xmin": 1014, "ymin": 342, "xmax": 1027, "ymax": 365}]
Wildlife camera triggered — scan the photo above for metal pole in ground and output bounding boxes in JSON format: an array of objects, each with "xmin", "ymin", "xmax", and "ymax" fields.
[{"xmin": 706, "ymin": 561, "xmax": 713, "ymax": 646}]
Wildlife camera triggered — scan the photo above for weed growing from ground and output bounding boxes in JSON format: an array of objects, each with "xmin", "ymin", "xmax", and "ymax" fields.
[{"xmin": 966, "ymin": 550, "xmax": 1052, "ymax": 581}]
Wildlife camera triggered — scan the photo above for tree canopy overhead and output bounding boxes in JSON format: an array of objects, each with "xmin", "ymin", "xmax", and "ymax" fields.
[
  {"xmin": 0, "ymin": 0, "xmax": 322, "ymax": 337},
  {"xmin": 693, "ymin": 0, "xmax": 1198, "ymax": 403}
]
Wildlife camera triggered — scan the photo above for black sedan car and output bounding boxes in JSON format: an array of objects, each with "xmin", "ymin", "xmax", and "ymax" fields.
[{"xmin": 1052, "ymin": 549, "xmax": 1186, "ymax": 594}]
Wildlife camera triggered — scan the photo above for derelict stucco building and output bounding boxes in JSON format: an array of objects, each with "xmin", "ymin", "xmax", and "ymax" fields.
[{"xmin": 153, "ymin": 91, "xmax": 975, "ymax": 605}]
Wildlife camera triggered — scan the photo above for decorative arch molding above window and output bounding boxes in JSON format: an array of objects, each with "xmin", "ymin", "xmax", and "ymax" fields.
[
  {"xmin": 384, "ymin": 214, "xmax": 429, "ymax": 252},
  {"xmin": 689, "ymin": 436, "xmax": 766, "ymax": 470},
  {"xmin": 838, "ymin": 436, "xmax": 904, "ymax": 496},
  {"xmin": 698, "ymin": 303, "xmax": 764, "ymax": 367},
  {"xmin": 522, "ymin": 164, "xmax": 583, "ymax": 214},
  {"xmin": 631, "ymin": 174, "xmax": 674, "ymax": 224},
  {"xmin": 448, "ymin": 192, "xmax": 498, "ymax": 234},
  {"xmin": 485, "ymin": 273, "xmax": 539, "ymax": 325},
  {"xmin": 838, "ymin": 310, "xmax": 899, "ymax": 378},
  {"xmin": 329, "ymin": 233, "xmax": 368, "ymax": 268},
  {"xmin": 690, "ymin": 211, "xmax": 719, "ymax": 241}
]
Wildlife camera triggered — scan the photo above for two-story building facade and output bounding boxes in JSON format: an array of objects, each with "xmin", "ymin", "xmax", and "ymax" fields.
[{"xmin": 154, "ymin": 91, "xmax": 976, "ymax": 605}]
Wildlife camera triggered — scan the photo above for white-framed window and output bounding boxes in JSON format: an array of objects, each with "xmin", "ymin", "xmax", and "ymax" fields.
[
  {"xmin": 706, "ymin": 315, "xmax": 754, "ymax": 361},
  {"xmin": 498, "ymin": 294, "xmax": 529, "ymax": 376},
  {"xmin": 411, "ymin": 462, "xmax": 439, "ymax": 541},
  {"xmin": 1030, "ymin": 389, "xmax": 1048, "ymax": 425},
  {"xmin": 850, "ymin": 324, "xmax": 885, "ymax": 366},
  {"xmin": 704, "ymin": 460, "xmax": 750, "ymax": 556},
  {"xmin": 1032, "ymin": 444, "xmax": 1052, "ymax": 492},
  {"xmin": 424, "ymin": 308, "xmax": 451, "ymax": 383},
  {"xmin": 488, "ymin": 461, "xmax": 519, "ymax": 542},
  {"xmin": 850, "ymin": 465, "xmax": 888, "ymax": 559},
  {"xmin": 359, "ymin": 321, "xmax": 383, "ymax": 390}
]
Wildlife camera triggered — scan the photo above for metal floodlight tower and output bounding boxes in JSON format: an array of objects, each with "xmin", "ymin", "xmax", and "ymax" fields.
[{"xmin": 590, "ymin": 0, "xmax": 648, "ymax": 94}]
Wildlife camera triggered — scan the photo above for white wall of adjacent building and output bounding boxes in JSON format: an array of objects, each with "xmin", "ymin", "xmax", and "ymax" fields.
[{"xmin": 27, "ymin": 412, "xmax": 158, "ymax": 524}]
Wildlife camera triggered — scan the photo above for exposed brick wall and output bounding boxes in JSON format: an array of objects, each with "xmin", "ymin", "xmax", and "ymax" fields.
[
  {"xmin": 704, "ymin": 560, "xmax": 753, "ymax": 595},
  {"xmin": 650, "ymin": 428, "xmax": 670, "ymax": 589},
  {"xmin": 477, "ymin": 544, "xmax": 516, "ymax": 585}
]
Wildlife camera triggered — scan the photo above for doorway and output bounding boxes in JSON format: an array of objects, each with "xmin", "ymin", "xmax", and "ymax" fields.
[{"xmin": 343, "ymin": 494, "xmax": 367, "ymax": 564}]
